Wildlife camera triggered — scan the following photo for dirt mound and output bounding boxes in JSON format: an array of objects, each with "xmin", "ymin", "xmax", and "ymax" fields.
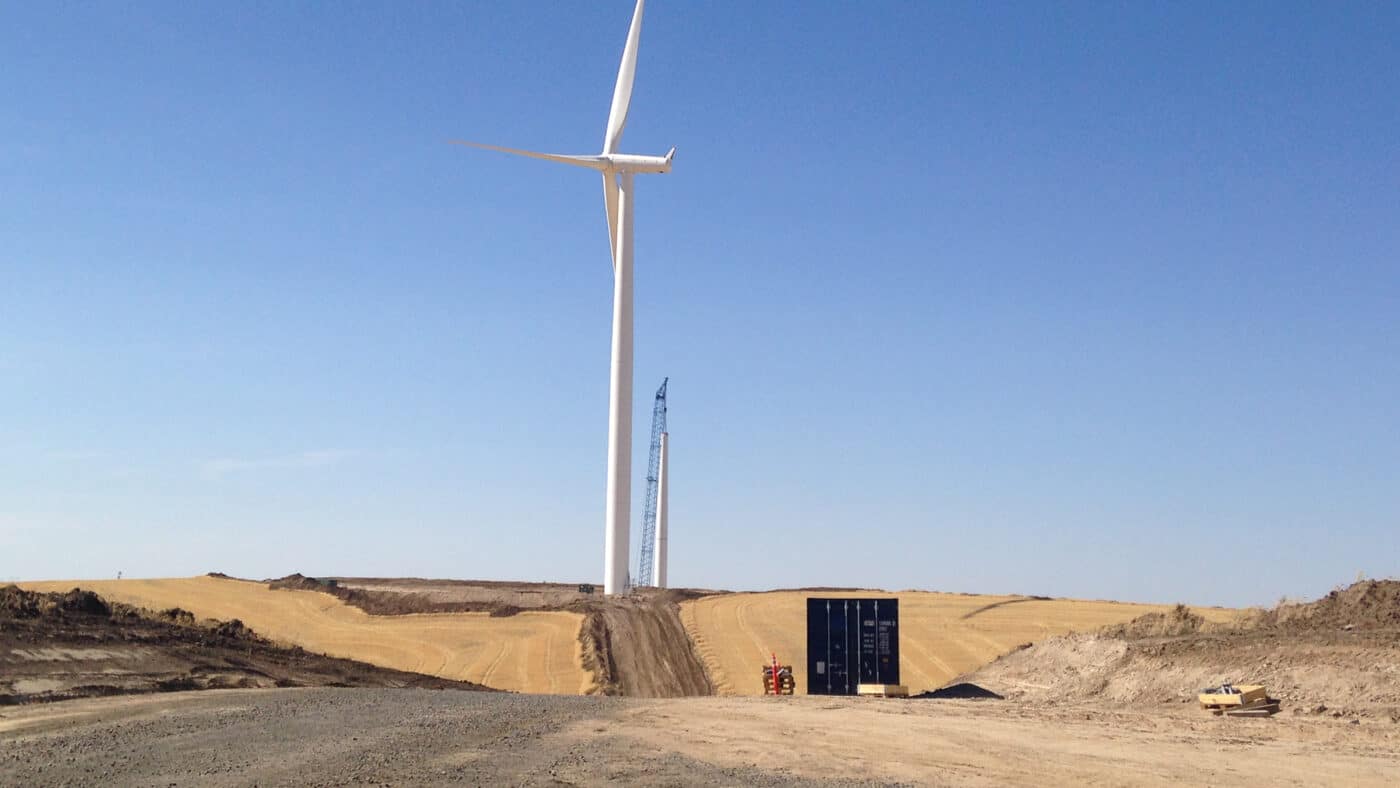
[
  {"xmin": 268, "ymin": 573, "xmax": 524, "ymax": 617},
  {"xmin": 1, "ymin": 586, "xmax": 489, "ymax": 705},
  {"xmin": 1101, "ymin": 603, "xmax": 1207, "ymax": 638},
  {"xmin": 1249, "ymin": 580, "xmax": 1400, "ymax": 632},
  {"xmin": 912, "ymin": 682, "xmax": 1004, "ymax": 700},
  {"xmin": 963, "ymin": 581, "xmax": 1400, "ymax": 720},
  {"xmin": 1, "ymin": 586, "xmax": 110, "ymax": 619},
  {"xmin": 155, "ymin": 607, "xmax": 196, "ymax": 626},
  {"xmin": 266, "ymin": 572, "xmax": 324, "ymax": 592}
]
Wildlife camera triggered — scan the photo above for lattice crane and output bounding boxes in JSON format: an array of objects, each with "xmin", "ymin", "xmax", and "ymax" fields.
[{"xmin": 636, "ymin": 378, "xmax": 668, "ymax": 587}]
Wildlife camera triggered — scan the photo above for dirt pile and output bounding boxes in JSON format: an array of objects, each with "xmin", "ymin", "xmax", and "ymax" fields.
[
  {"xmin": 269, "ymin": 573, "xmax": 528, "ymax": 617},
  {"xmin": 1247, "ymin": 580, "xmax": 1400, "ymax": 632},
  {"xmin": 1, "ymin": 587, "xmax": 110, "ymax": 619},
  {"xmin": 1100, "ymin": 603, "xmax": 1208, "ymax": 638},
  {"xmin": 0, "ymin": 585, "xmax": 488, "ymax": 705},
  {"xmin": 962, "ymin": 580, "xmax": 1400, "ymax": 720}
]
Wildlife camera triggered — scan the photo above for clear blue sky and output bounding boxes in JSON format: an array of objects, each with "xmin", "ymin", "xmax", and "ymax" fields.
[{"xmin": 3, "ymin": 2, "xmax": 1397, "ymax": 607}]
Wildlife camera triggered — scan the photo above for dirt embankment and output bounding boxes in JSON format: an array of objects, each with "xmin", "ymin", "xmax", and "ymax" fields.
[
  {"xmin": 0, "ymin": 585, "xmax": 488, "ymax": 705},
  {"xmin": 270, "ymin": 573, "xmax": 717, "ymax": 698},
  {"xmin": 268, "ymin": 574, "xmax": 529, "ymax": 617},
  {"xmin": 575, "ymin": 589, "xmax": 714, "ymax": 697},
  {"xmin": 963, "ymin": 581, "xmax": 1400, "ymax": 721}
]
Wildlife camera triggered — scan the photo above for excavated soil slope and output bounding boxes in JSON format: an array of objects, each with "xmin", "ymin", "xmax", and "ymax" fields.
[
  {"xmin": 291, "ymin": 577, "xmax": 714, "ymax": 698},
  {"xmin": 19, "ymin": 577, "xmax": 588, "ymax": 694},
  {"xmin": 575, "ymin": 590, "xmax": 713, "ymax": 697},
  {"xmin": 965, "ymin": 581, "xmax": 1400, "ymax": 719},
  {"xmin": 328, "ymin": 577, "xmax": 593, "ymax": 614},
  {"xmin": 680, "ymin": 590, "xmax": 1239, "ymax": 695},
  {"xmin": 0, "ymin": 586, "xmax": 486, "ymax": 705}
]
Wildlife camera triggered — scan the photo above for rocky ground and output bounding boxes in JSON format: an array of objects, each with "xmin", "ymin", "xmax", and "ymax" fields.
[{"xmin": 3, "ymin": 688, "xmax": 1398, "ymax": 786}]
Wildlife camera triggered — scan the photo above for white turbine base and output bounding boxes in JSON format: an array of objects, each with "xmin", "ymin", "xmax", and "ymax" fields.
[{"xmin": 653, "ymin": 431, "xmax": 668, "ymax": 588}]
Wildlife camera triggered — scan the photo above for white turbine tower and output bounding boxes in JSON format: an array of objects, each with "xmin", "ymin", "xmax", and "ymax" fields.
[
  {"xmin": 652, "ymin": 430, "xmax": 668, "ymax": 588},
  {"xmin": 452, "ymin": 0, "xmax": 672, "ymax": 595}
]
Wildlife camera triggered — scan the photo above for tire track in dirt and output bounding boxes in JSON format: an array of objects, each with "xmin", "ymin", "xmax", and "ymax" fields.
[
  {"xmin": 477, "ymin": 640, "xmax": 511, "ymax": 690},
  {"xmin": 678, "ymin": 603, "xmax": 729, "ymax": 694},
  {"xmin": 542, "ymin": 628, "xmax": 558, "ymax": 694},
  {"xmin": 732, "ymin": 597, "xmax": 768, "ymax": 667},
  {"xmin": 894, "ymin": 624, "xmax": 953, "ymax": 688}
]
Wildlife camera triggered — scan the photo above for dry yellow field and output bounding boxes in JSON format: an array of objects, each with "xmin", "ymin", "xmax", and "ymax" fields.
[
  {"xmin": 21, "ymin": 578, "xmax": 1238, "ymax": 699},
  {"xmin": 20, "ymin": 577, "xmax": 590, "ymax": 695},
  {"xmin": 680, "ymin": 591, "xmax": 1239, "ymax": 696}
]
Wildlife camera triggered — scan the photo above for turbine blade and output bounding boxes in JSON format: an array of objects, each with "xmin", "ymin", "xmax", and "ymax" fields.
[
  {"xmin": 603, "ymin": 0, "xmax": 645, "ymax": 154},
  {"xmin": 449, "ymin": 140, "xmax": 606, "ymax": 171},
  {"xmin": 602, "ymin": 173, "xmax": 620, "ymax": 271}
]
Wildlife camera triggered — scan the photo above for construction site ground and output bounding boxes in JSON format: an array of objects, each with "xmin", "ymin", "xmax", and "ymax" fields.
[
  {"xmin": 18, "ymin": 576, "xmax": 589, "ymax": 694},
  {"xmin": 6, "ymin": 578, "xmax": 1400, "ymax": 784},
  {"xmin": 3, "ymin": 688, "xmax": 1398, "ymax": 786},
  {"xmin": 680, "ymin": 589, "xmax": 1238, "ymax": 694},
  {"xmin": 17, "ymin": 576, "xmax": 1231, "ymax": 697},
  {"xmin": 962, "ymin": 582, "xmax": 1400, "ymax": 721},
  {"xmin": 0, "ymin": 586, "xmax": 488, "ymax": 706}
]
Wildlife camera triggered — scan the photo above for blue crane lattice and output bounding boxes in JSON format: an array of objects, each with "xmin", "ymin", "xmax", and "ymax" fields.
[{"xmin": 635, "ymin": 378, "xmax": 668, "ymax": 587}]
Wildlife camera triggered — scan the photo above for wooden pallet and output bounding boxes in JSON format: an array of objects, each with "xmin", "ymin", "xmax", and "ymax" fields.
[
  {"xmin": 857, "ymin": 684, "xmax": 909, "ymax": 698},
  {"xmin": 1207, "ymin": 699, "xmax": 1281, "ymax": 717}
]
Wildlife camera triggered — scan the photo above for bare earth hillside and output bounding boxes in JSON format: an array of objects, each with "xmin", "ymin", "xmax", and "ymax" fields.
[
  {"xmin": 314, "ymin": 577, "xmax": 715, "ymax": 697},
  {"xmin": 19, "ymin": 577, "xmax": 588, "ymax": 694},
  {"xmin": 964, "ymin": 581, "xmax": 1400, "ymax": 720},
  {"xmin": 20, "ymin": 577, "xmax": 1245, "ymax": 698},
  {"xmin": 680, "ymin": 590, "xmax": 1239, "ymax": 695},
  {"xmin": 0, "ymin": 586, "xmax": 486, "ymax": 705}
]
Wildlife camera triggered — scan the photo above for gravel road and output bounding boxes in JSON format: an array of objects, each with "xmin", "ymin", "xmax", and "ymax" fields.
[
  {"xmin": 5, "ymin": 687, "xmax": 1397, "ymax": 786},
  {"xmin": 0, "ymin": 688, "xmax": 877, "ymax": 786}
]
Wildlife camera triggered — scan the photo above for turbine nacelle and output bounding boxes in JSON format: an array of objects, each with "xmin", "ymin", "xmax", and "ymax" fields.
[
  {"xmin": 447, "ymin": 141, "xmax": 674, "ymax": 175},
  {"xmin": 604, "ymin": 148, "xmax": 675, "ymax": 175}
]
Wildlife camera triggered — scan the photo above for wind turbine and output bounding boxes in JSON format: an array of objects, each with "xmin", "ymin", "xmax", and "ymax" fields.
[{"xmin": 452, "ymin": 0, "xmax": 673, "ymax": 595}]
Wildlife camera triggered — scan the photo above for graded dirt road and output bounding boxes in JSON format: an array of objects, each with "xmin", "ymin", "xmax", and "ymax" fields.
[
  {"xmin": 20, "ymin": 577, "xmax": 588, "ymax": 694},
  {"xmin": 680, "ymin": 591, "xmax": 1238, "ymax": 695},
  {"xmin": 3, "ymin": 688, "xmax": 1397, "ymax": 786}
]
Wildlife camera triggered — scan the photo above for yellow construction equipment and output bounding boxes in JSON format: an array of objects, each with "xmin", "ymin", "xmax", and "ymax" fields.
[{"xmin": 1198, "ymin": 684, "xmax": 1279, "ymax": 716}]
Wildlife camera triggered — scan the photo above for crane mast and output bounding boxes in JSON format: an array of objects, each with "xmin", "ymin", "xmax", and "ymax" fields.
[{"xmin": 636, "ymin": 378, "xmax": 667, "ymax": 586}]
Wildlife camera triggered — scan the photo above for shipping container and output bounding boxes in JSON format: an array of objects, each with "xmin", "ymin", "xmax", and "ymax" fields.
[{"xmin": 805, "ymin": 597, "xmax": 899, "ymax": 695}]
